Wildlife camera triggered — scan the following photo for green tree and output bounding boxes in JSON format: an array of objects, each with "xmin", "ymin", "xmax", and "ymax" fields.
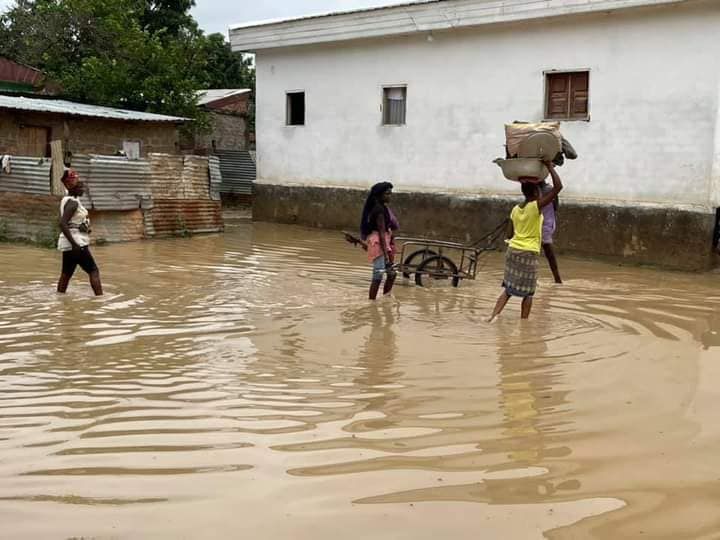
[
  {"xmin": 200, "ymin": 32, "xmax": 255, "ymax": 90},
  {"xmin": 141, "ymin": 0, "xmax": 196, "ymax": 38},
  {"xmin": 0, "ymin": 0, "xmax": 254, "ymax": 132}
]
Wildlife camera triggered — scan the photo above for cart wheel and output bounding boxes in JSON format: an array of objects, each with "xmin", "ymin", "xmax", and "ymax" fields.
[
  {"xmin": 415, "ymin": 256, "xmax": 460, "ymax": 288},
  {"xmin": 402, "ymin": 248, "xmax": 438, "ymax": 279}
]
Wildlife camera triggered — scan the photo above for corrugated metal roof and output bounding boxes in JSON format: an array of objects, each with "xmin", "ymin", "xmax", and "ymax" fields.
[
  {"xmin": 0, "ymin": 95, "xmax": 188, "ymax": 123},
  {"xmin": 0, "ymin": 57, "xmax": 45, "ymax": 87},
  {"xmin": 208, "ymin": 156, "xmax": 222, "ymax": 201},
  {"xmin": 197, "ymin": 89, "xmax": 251, "ymax": 106},
  {"xmin": 215, "ymin": 150, "xmax": 255, "ymax": 195},
  {"xmin": 229, "ymin": 0, "xmax": 437, "ymax": 30},
  {"xmin": 0, "ymin": 156, "xmax": 51, "ymax": 196}
]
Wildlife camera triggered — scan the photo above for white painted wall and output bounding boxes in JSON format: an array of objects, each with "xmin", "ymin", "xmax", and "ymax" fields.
[{"xmin": 255, "ymin": 1, "xmax": 720, "ymax": 208}]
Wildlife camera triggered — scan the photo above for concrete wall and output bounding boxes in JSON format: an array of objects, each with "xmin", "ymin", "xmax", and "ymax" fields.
[
  {"xmin": 254, "ymin": 0, "xmax": 720, "ymax": 208},
  {"xmin": 0, "ymin": 111, "xmax": 180, "ymax": 156},
  {"xmin": 254, "ymin": 184, "xmax": 718, "ymax": 271}
]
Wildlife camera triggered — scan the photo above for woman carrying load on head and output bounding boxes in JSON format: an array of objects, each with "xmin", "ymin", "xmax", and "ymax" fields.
[
  {"xmin": 487, "ymin": 160, "xmax": 562, "ymax": 322},
  {"xmin": 360, "ymin": 182, "xmax": 398, "ymax": 300}
]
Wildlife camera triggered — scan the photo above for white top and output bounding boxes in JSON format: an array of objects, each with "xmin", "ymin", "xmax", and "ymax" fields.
[{"xmin": 57, "ymin": 196, "xmax": 90, "ymax": 251}]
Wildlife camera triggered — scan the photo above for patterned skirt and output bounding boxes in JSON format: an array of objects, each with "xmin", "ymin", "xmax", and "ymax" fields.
[{"xmin": 503, "ymin": 247, "xmax": 539, "ymax": 298}]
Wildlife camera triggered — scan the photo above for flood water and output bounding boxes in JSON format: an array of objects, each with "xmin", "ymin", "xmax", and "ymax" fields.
[{"xmin": 1, "ymin": 220, "xmax": 719, "ymax": 539}]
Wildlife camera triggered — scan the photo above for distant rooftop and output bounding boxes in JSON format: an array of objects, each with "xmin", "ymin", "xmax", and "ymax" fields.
[
  {"xmin": 0, "ymin": 95, "xmax": 188, "ymax": 123},
  {"xmin": 197, "ymin": 89, "xmax": 252, "ymax": 106}
]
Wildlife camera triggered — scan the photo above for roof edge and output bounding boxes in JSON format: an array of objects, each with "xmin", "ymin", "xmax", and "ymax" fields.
[{"xmin": 230, "ymin": 0, "xmax": 692, "ymax": 52}]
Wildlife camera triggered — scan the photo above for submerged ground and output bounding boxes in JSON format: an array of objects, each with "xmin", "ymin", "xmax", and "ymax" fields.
[{"xmin": 1, "ymin": 221, "xmax": 719, "ymax": 539}]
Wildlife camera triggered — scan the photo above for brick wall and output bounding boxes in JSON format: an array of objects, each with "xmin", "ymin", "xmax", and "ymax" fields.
[
  {"xmin": 194, "ymin": 112, "xmax": 247, "ymax": 153},
  {"xmin": 0, "ymin": 190, "xmax": 58, "ymax": 244},
  {"xmin": 0, "ymin": 111, "xmax": 180, "ymax": 157}
]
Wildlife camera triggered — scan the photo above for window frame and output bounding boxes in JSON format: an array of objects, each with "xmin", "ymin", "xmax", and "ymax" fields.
[
  {"xmin": 381, "ymin": 84, "xmax": 408, "ymax": 127},
  {"xmin": 543, "ymin": 69, "xmax": 591, "ymax": 122},
  {"xmin": 285, "ymin": 90, "xmax": 306, "ymax": 127},
  {"xmin": 122, "ymin": 140, "xmax": 142, "ymax": 160}
]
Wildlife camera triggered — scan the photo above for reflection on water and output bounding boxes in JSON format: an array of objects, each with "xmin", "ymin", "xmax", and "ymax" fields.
[{"xmin": 1, "ymin": 222, "xmax": 719, "ymax": 539}]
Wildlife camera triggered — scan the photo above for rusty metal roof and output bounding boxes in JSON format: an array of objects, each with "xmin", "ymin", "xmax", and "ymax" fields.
[
  {"xmin": 0, "ymin": 156, "xmax": 51, "ymax": 196},
  {"xmin": 0, "ymin": 57, "xmax": 45, "ymax": 87},
  {"xmin": 0, "ymin": 95, "xmax": 188, "ymax": 123}
]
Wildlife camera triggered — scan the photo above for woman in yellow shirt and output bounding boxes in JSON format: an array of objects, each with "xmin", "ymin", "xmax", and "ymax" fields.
[{"xmin": 488, "ymin": 161, "xmax": 563, "ymax": 322}]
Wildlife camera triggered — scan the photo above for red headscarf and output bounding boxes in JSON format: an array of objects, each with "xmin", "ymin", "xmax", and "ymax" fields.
[{"xmin": 62, "ymin": 169, "xmax": 79, "ymax": 190}]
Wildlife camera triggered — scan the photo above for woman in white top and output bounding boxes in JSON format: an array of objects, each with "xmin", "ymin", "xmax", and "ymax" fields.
[{"xmin": 57, "ymin": 169, "xmax": 103, "ymax": 296}]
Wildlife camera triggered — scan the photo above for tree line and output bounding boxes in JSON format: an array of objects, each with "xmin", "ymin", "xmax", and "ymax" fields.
[{"xmin": 0, "ymin": 0, "xmax": 255, "ymax": 129}]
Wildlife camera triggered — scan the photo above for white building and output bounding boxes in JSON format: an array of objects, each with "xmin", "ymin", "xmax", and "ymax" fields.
[{"xmin": 231, "ymin": 0, "xmax": 720, "ymax": 270}]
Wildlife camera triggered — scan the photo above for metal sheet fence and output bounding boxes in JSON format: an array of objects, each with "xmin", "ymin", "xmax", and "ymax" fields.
[
  {"xmin": 181, "ymin": 156, "xmax": 211, "ymax": 200},
  {"xmin": 208, "ymin": 156, "xmax": 222, "ymax": 201},
  {"xmin": 215, "ymin": 150, "xmax": 255, "ymax": 195},
  {"xmin": 2, "ymin": 152, "xmax": 225, "ymax": 240},
  {"xmin": 0, "ymin": 156, "xmax": 51, "ymax": 196},
  {"xmin": 84, "ymin": 155, "xmax": 152, "ymax": 211},
  {"xmin": 148, "ymin": 154, "xmax": 184, "ymax": 199}
]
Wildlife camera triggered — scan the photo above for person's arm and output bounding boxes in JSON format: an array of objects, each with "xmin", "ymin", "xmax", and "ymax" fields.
[
  {"xmin": 538, "ymin": 161, "xmax": 563, "ymax": 209},
  {"xmin": 376, "ymin": 212, "xmax": 390, "ymax": 263},
  {"xmin": 59, "ymin": 200, "xmax": 81, "ymax": 252}
]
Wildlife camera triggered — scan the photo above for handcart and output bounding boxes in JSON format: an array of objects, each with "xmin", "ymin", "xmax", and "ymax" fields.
[{"xmin": 344, "ymin": 219, "xmax": 508, "ymax": 288}]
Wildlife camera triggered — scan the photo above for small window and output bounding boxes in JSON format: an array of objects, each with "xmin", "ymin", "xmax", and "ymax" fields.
[
  {"xmin": 122, "ymin": 140, "xmax": 141, "ymax": 160},
  {"xmin": 286, "ymin": 91, "xmax": 305, "ymax": 126},
  {"xmin": 545, "ymin": 71, "xmax": 589, "ymax": 120},
  {"xmin": 383, "ymin": 86, "xmax": 407, "ymax": 125}
]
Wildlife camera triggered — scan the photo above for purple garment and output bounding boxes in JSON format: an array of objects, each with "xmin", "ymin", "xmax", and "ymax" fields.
[
  {"xmin": 540, "ymin": 183, "xmax": 556, "ymax": 244},
  {"xmin": 542, "ymin": 204, "xmax": 556, "ymax": 244},
  {"xmin": 387, "ymin": 207, "xmax": 400, "ymax": 231}
]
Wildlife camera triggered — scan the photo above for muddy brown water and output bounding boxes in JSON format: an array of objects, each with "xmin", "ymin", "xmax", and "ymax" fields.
[{"xmin": 1, "ymin": 221, "xmax": 719, "ymax": 539}]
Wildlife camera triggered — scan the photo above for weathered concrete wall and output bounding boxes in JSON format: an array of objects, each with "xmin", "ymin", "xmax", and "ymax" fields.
[
  {"xmin": 0, "ymin": 111, "xmax": 180, "ymax": 156},
  {"xmin": 253, "ymin": 184, "xmax": 718, "ymax": 271},
  {"xmin": 194, "ymin": 112, "xmax": 248, "ymax": 153},
  {"xmin": 253, "ymin": 0, "xmax": 720, "ymax": 208},
  {"xmin": 0, "ymin": 191, "xmax": 58, "ymax": 245},
  {"xmin": 90, "ymin": 210, "xmax": 145, "ymax": 243}
]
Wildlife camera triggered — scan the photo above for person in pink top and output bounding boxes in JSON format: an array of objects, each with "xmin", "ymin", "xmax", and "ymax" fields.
[{"xmin": 360, "ymin": 182, "xmax": 398, "ymax": 300}]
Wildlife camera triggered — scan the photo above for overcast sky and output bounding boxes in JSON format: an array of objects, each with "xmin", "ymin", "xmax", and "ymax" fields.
[{"xmin": 0, "ymin": 0, "xmax": 412, "ymax": 37}]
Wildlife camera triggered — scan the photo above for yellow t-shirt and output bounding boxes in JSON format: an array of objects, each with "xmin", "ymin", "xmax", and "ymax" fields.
[{"xmin": 507, "ymin": 201, "xmax": 544, "ymax": 254}]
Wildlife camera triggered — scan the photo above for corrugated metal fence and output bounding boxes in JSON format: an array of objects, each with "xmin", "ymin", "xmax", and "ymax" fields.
[
  {"xmin": 83, "ymin": 155, "xmax": 153, "ymax": 211},
  {"xmin": 0, "ymin": 156, "xmax": 52, "ymax": 196},
  {"xmin": 0, "ymin": 153, "xmax": 225, "ymax": 242},
  {"xmin": 214, "ymin": 150, "xmax": 255, "ymax": 195}
]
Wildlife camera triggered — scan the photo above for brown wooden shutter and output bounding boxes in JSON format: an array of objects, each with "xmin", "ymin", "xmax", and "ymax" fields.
[
  {"xmin": 546, "ymin": 73, "xmax": 570, "ymax": 119},
  {"xmin": 18, "ymin": 126, "xmax": 51, "ymax": 157},
  {"xmin": 569, "ymin": 72, "xmax": 589, "ymax": 118}
]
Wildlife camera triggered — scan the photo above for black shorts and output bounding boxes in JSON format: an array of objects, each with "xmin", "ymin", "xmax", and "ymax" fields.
[{"xmin": 62, "ymin": 247, "xmax": 99, "ymax": 277}]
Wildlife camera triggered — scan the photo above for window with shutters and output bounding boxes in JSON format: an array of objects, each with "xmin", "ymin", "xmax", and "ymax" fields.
[
  {"xmin": 545, "ymin": 71, "xmax": 590, "ymax": 120},
  {"xmin": 383, "ymin": 86, "xmax": 407, "ymax": 126}
]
